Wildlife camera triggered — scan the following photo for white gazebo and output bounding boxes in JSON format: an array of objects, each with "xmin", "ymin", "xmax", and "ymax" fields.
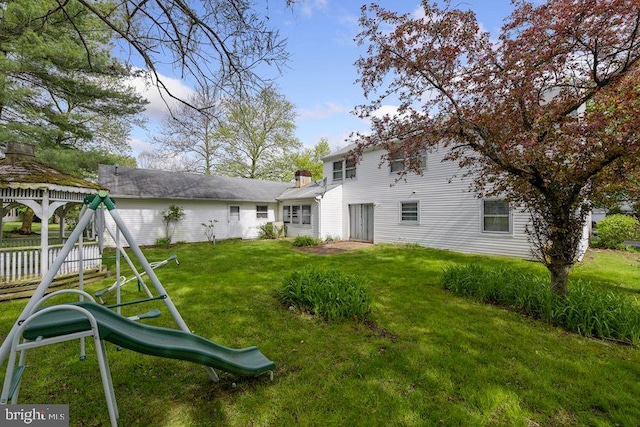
[{"xmin": 0, "ymin": 142, "xmax": 102, "ymax": 284}]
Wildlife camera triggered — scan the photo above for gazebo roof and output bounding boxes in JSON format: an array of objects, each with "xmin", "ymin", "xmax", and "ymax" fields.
[{"xmin": 0, "ymin": 143, "xmax": 101, "ymax": 193}]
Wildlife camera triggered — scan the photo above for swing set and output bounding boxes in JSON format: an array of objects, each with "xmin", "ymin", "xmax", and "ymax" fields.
[{"xmin": 0, "ymin": 191, "xmax": 275, "ymax": 427}]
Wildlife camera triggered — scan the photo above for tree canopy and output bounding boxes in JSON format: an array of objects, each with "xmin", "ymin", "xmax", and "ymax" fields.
[
  {"xmin": 0, "ymin": 0, "xmax": 147, "ymax": 150},
  {"xmin": 354, "ymin": 0, "xmax": 640, "ymax": 294},
  {"xmin": 217, "ymin": 86, "xmax": 301, "ymax": 181}
]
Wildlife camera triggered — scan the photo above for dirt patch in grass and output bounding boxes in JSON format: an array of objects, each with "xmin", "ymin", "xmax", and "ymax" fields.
[{"xmin": 295, "ymin": 241, "xmax": 373, "ymax": 255}]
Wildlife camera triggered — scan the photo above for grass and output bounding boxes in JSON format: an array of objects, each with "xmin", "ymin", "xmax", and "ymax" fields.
[{"xmin": 1, "ymin": 240, "xmax": 640, "ymax": 425}]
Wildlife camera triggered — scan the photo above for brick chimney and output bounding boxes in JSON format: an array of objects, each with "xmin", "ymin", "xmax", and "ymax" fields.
[{"xmin": 294, "ymin": 170, "xmax": 312, "ymax": 188}]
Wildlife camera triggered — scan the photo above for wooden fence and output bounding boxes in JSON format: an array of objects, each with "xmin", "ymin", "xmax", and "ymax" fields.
[{"xmin": 0, "ymin": 242, "xmax": 101, "ymax": 283}]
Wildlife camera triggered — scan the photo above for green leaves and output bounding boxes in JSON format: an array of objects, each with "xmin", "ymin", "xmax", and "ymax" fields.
[
  {"xmin": 278, "ymin": 267, "xmax": 372, "ymax": 322},
  {"xmin": 442, "ymin": 264, "xmax": 640, "ymax": 345}
]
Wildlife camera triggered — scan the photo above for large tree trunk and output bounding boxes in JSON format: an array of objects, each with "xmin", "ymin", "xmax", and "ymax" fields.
[
  {"xmin": 548, "ymin": 262, "xmax": 571, "ymax": 296},
  {"xmin": 18, "ymin": 208, "xmax": 34, "ymax": 234}
]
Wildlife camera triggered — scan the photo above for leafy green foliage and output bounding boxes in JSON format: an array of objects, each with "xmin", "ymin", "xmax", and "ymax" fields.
[
  {"xmin": 292, "ymin": 235, "xmax": 322, "ymax": 247},
  {"xmin": 0, "ymin": 0, "xmax": 146, "ymax": 150},
  {"xmin": 257, "ymin": 222, "xmax": 284, "ymax": 240},
  {"xmin": 442, "ymin": 264, "xmax": 640, "ymax": 344},
  {"xmin": 278, "ymin": 267, "xmax": 371, "ymax": 321},
  {"xmin": 593, "ymin": 214, "xmax": 640, "ymax": 249}
]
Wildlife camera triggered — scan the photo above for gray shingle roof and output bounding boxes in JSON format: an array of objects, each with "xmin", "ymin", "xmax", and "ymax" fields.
[
  {"xmin": 277, "ymin": 181, "xmax": 340, "ymax": 201},
  {"xmin": 98, "ymin": 165, "xmax": 291, "ymax": 203}
]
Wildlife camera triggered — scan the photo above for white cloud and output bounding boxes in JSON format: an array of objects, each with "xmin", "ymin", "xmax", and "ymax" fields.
[
  {"xmin": 129, "ymin": 71, "xmax": 194, "ymax": 122},
  {"xmin": 128, "ymin": 137, "xmax": 154, "ymax": 157},
  {"xmin": 300, "ymin": 0, "xmax": 328, "ymax": 18},
  {"xmin": 298, "ymin": 102, "xmax": 350, "ymax": 120}
]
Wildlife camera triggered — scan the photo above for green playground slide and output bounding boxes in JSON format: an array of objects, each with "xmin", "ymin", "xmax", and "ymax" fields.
[{"xmin": 22, "ymin": 302, "xmax": 275, "ymax": 377}]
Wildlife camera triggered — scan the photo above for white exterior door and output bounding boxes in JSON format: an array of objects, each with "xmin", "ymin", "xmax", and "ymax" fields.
[
  {"xmin": 349, "ymin": 204, "xmax": 374, "ymax": 242},
  {"xmin": 228, "ymin": 205, "xmax": 242, "ymax": 238}
]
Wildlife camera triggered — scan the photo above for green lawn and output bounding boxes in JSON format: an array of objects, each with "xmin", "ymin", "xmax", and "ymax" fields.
[{"xmin": 1, "ymin": 240, "xmax": 640, "ymax": 426}]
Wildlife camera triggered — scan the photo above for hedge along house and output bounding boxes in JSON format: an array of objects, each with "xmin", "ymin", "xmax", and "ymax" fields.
[
  {"xmin": 98, "ymin": 165, "xmax": 291, "ymax": 246},
  {"xmin": 0, "ymin": 142, "xmax": 103, "ymax": 284}
]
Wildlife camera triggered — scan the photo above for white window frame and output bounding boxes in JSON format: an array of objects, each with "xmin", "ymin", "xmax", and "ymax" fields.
[
  {"xmin": 256, "ymin": 205, "xmax": 268, "ymax": 219},
  {"xmin": 481, "ymin": 199, "xmax": 512, "ymax": 234},
  {"xmin": 332, "ymin": 161, "xmax": 343, "ymax": 182},
  {"xmin": 399, "ymin": 201, "xmax": 420, "ymax": 224},
  {"xmin": 390, "ymin": 153, "xmax": 427, "ymax": 174},
  {"xmin": 283, "ymin": 204, "xmax": 312, "ymax": 226},
  {"xmin": 332, "ymin": 158, "xmax": 357, "ymax": 182},
  {"xmin": 229, "ymin": 205, "xmax": 240, "ymax": 221}
]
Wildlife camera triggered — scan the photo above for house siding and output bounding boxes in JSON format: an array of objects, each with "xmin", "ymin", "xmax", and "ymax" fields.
[
  {"xmin": 103, "ymin": 198, "xmax": 278, "ymax": 246},
  {"xmin": 318, "ymin": 185, "xmax": 343, "ymax": 240},
  {"xmin": 332, "ymin": 145, "xmax": 534, "ymax": 258}
]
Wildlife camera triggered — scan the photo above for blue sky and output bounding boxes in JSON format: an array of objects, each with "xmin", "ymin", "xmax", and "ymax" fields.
[{"xmin": 130, "ymin": 0, "xmax": 517, "ymax": 159}]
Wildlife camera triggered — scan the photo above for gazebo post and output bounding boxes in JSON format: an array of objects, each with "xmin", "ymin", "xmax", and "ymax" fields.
[{"xmin": 40, "ymin": 189, "xmax": 49, "ymax": 275}]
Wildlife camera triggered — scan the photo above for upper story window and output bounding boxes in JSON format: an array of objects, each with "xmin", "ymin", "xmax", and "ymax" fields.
[
  {"xmin": 482, "ymin": 200, "xmax": 511, "ymax": 233},
  {"xmin": 256, "ymin": 205, "xmax": 268, "ymax": 219},
  {"xmin": 390, "ymin": 153, "xmax": 427, "ymax": 173},
  {"xmin": 332, "ymin": 158, "xmax": 357, "ymax": 182}
]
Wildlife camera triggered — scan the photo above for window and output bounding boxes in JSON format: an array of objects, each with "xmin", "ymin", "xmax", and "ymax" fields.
[
  {"xmin": 333, "ymin": 161, "xmax": 343, "ymax": 181},
  {"xmin": 301, "ymin": 205, "xmax": 311, "ymax": 224},
  {"xmin": 283, "ymin": 206, "xmax": 291, "ymax": 224},
  {"xmin": 391, "ymin": 153, "xmax": 427, "ymax": 173},
  {"xmin": 332, "ymin": 158, "xmax": 357, "ymax": 181},
  {"xmin": 229, "ymin": 205, "xmax": 240, "ymax": 221},
  {"xmin": 482, "ymin": 200, "xmax": 511, "ymax": 233},
  {"xmin": 283, "ymin": 204, "xmax": 312, "ymax": 225},
  {"xmin": 345, "ymin": 158, "xmax": 357, "ymax": 179},
  {"xmin": 400, "ymin": 201, "xmax": 419, "ymax": 223},
  {"xmin": 256, "ymin": 205, "xmax": 268, "ymax": 219}
]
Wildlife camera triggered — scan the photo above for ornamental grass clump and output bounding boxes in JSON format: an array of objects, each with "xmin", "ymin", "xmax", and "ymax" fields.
[
  {"xmin": 442, "ymin": 264, "xmax": 640, "ymax": 345},
  {"xmin": 278, "ymin": 268, "xmax": 371, "ymax": 322}
]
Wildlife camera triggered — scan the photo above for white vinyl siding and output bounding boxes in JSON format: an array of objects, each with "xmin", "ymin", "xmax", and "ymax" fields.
[
  {"xmin": 332, "ymin": 144, "xmax": 534, "ymax": 259},
  {"xmin": 103, "ymin": 199, "xmax": 278, "ymax": 246}
]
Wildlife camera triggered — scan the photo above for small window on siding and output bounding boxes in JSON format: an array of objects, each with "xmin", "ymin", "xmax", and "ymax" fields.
[
  {"xmin": 256, "ymin": 205, "xmax": 268, "ymax": 219},
  {"xmin": 332, "ymin": 161, "xmax": 343, "ymax": 181},
  {"xmin": 482, "ymin": 200, "xmax": 511, "ymax": 233},
  {"xmin": 401, "ymin": 201, "xmax": 419, "ymax": 223}
]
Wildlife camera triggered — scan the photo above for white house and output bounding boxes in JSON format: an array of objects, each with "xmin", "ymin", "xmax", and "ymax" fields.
[
  {"xmin": 98, "ymin": 147, "xmax": 588, "ymax": 259},
  {"xmin": 98, "ymin": 165, "xmax": 290, "ymax": 246}
]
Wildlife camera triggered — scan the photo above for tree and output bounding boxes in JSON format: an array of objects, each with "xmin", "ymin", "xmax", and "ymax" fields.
[
  {"xmin": 0, "ymin": 0, "xmax": 147, "ymax": 149},
  {"xmin": 217, "ymin": 86, "xmax": 301, "ymax": 180},
  {"xmin": 151, "ymin": 84, "xmax": 223, "ymax": 175},
  {"xmin": 354, "ymin": 0, "xmax": 640, "ymax": 295},
  {"xmin": 60, "ymin": 0, "xmax": 292, "ymax": 108},
  {"xmin": 290, "ymin": 138, "xmax": 331, "ymax": 180},
  {"xmin": 37, "ymin": 147, "xmax": 137, "ymax": 180}
]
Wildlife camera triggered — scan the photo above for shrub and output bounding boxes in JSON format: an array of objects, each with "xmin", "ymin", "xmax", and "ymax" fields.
[
  {"xmin": 441, "ymin": 264, "xmax": 640, "ymax": 345},
  {"xmin": 292, "ymin": 235, "xmax": 322, "ymax": 247},
  {"xmin": 592, "ymin": 214, "xmax": 640, "ymax": 249},
  {"xmin": 258, "ymin": 222, "xmax": 284, "ymax": 239},
  {"xmin": 278, "ymin": 268, "xmax": 372, "ymax": 322}
]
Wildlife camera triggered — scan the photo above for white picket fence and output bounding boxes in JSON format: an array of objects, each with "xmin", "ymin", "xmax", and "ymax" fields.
[{"xmin": 0, "ymin": 243, "xmax": 101, "ymax": 283}]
